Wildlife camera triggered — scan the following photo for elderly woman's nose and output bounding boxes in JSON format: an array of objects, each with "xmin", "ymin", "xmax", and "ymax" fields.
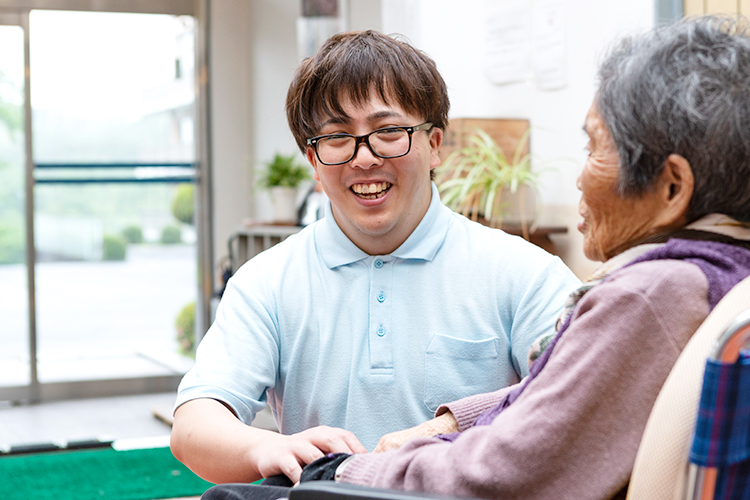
[{"xmin": 576, "ymin": 174, "xmax": 583, "ymax": 191}]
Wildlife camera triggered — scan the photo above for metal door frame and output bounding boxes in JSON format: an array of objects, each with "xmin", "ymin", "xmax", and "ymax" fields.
[
  {"xmin": 0, "ymin": 8, "xmax": 34, "ymax": 403},
  {"xmin": 0, "ymin": 0, "xmax": 212, "ymax": 404}
]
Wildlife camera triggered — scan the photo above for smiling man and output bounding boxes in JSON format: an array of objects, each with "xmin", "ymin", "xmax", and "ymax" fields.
[
  {"xmin": 170, "ymin": 30, "xmax": 580, "ymax": 487},
  {"xmin": 306, "ymin": 97, "xmax": 437, "ymax": 256}
]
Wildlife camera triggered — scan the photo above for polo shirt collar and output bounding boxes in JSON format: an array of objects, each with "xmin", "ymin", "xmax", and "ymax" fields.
[{"xmin": 316, "ymin": 183, "xmax": 451, "ymax": 269}]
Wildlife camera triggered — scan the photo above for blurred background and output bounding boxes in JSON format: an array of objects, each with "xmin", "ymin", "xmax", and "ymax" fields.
[{"xmin": 0, "ymin": 0, "xmax": 744, "ymax": 417}]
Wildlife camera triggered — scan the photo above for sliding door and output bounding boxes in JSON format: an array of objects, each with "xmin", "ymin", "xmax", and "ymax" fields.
[
  {"xmin": 0, "ymin": 13, "xmax": 30, "ymax": 400},
  {"xmin": 0, "ymin": 2, "xmax": 210, "ymax": 403}
]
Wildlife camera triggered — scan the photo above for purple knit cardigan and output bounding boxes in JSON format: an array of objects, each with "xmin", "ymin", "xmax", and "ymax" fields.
[{"xmin": 439, "ymin": 238, "xmax": 750, "ymax": 439}]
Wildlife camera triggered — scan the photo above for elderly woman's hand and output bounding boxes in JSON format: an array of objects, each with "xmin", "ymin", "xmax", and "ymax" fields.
[{"xmin": 374, "ymin": 411, "xmax": 459, "ymax": 453}]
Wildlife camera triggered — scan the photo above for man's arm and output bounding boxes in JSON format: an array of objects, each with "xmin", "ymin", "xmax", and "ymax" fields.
[
  {"xmin": 509, "ymin": 256, "xmax": 580, "ymax": 378},
  {"xmin": 170, "ymin": 398, "xmax": 367, "ymax": 484}
]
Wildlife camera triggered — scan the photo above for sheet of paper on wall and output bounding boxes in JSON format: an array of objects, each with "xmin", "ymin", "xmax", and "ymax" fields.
[
  {"xmin": 483, "ymin": 0, "xmax": 532, "ymax": 85},
  {"xmin": 382, "ymin": 0, "xmax": 421, "ymax": 46},
  {"xmin": 532, "ymin": 0, "xmax": 567, "ymax": 90},
  {"xmin": 297, "ymin": 16, "xmax": 343, "ymax": 59}
]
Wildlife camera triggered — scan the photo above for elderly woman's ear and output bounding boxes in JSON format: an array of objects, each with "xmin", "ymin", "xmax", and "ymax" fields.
[{"xmin": 654, "ymin": 153, "xmax": 695, "ymax": 229}]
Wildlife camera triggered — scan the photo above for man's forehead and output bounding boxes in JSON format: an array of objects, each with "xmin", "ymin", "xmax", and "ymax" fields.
[
  {"xmin": 311, "ymin": 88, "xmax": 423, "ymax": 132},
  {"xmin": 321, "ymin": 108, "xmax": 405, "ymax": 126}
]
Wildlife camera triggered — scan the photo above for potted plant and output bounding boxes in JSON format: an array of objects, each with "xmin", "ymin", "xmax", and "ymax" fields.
[
  {"xmin": 435, "ymin": 128, "xmax": 539, "ymax": 239},
  {"xmin": 258, "ymin": 152, "xmax": 311, "ymax": 224}
]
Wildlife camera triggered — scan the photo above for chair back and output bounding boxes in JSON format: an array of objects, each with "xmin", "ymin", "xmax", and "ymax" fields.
[
  {"xmin": 626, "ymin": 275, "xmax": 750, "ymax": 500},
  {"xmin": 686, "ymin": 308, "xmax": 750, "ymax": 500}
]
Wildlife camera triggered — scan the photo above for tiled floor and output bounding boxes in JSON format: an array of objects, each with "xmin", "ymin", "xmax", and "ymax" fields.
[
  {"xmin": 0, "ymin": 392, "xmax": 206, "ymax": 500},
  {"xmin": 0, "ymin": 392, "xmax": 177, "ymax": 451},
  {"xmin": 0, "ymin": 391, "xmax": 279, "ymax": 451},
  {"xmin": 0, "ymin": 391, "xmax": 279, "ymax": 500}
]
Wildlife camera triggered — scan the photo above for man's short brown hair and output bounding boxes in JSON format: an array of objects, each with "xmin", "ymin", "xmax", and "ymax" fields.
[{"xmin": 286, "ymin": 30, "xmax": 450, "ymax": 152}]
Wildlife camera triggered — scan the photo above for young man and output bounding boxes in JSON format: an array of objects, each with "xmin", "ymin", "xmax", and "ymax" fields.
[{"xmin": 171, "ymin": 30, "xmax": 580, "ymax": 486}]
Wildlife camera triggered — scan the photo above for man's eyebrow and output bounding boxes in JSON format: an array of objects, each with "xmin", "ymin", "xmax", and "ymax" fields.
[
  {"xmin": 320, "ymin": 110, "xmax": 406, "ymax": 129},
  {"xmin": 321, "ymin": 116, "xmax": 350, "ymax": 127},
  {"xmin": 368, "ymin": 110, "xmax": 403, "ymax": 121}
]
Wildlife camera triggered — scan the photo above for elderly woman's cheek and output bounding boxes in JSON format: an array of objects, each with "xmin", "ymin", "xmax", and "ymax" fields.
[{"xmin": 587, "ymin": 215, "xmax": 617, "ymax": 261}]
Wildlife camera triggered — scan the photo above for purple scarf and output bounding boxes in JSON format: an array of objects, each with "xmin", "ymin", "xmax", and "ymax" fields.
[{"xmin": 439, "ymin": 238, "xmax": 750, "ymax": 440}]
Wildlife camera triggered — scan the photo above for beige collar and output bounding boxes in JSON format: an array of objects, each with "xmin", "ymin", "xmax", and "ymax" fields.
[{"xmin": 686, "ymin": 213, "xmax": 750, "ymax": 241}]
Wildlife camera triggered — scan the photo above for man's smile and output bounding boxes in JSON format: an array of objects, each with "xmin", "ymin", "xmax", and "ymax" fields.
[{"xmin": 351, "ymin": 182, "xmax": 392, "ymax": 199}]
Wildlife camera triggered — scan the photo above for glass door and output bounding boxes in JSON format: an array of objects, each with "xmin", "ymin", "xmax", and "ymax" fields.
[
  {"xmin": 0, "ymin": 12, "xmax": 31, "ymax": 402},
  {"xmin": 0, "ymin": 7, "xmax": 204, "ymax": 403}
]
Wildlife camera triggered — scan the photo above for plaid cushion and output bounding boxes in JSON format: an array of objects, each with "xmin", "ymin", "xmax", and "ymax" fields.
[
  {"xmin": 689, "ymin": 350, "xmax": 750, "ymax": 500},
  {"xmin": 713, "ymin": 460, "xmax": 750, "ymax": 500}
]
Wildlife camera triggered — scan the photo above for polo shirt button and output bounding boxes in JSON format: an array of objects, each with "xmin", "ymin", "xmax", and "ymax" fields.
[
  {"xmin": 377, "ymin": 292, "xmax": 386, "ymax": 302},
  {"xmin": 374, "ymin": 259, "xmax": 384, "ymax": 268},
  {"xmin": 377, "ymin": 326, "xmax": 386, "ymax": 337}
]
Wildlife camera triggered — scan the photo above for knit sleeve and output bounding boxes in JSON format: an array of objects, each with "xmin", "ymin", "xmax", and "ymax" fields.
[
  {"xmin": 436, "ymin": 385, "xmax": 516, "ymax": 431},
  {"xmin": 340, "ymin": 261, "xmax": 709, "ymax": 500}
]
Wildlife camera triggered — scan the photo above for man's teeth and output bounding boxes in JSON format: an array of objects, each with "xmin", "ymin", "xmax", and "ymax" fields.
[{"xmin": 352, "ymin": 182, "xmax": 391, "ymax": 198}]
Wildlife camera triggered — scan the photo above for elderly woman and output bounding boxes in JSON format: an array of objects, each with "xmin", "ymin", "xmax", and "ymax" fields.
[{"xmin": 203, "ymin": 15, "xmax": 750, "ymax": 500}]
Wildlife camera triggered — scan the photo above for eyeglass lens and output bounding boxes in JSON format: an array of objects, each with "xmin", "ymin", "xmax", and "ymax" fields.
[{"xmin": 316, "ymin": 128, "xmax": 411, "ymax": 165}]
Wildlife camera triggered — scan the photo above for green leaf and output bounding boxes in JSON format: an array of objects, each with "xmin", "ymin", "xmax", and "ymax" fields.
[
  {"xmin": 436, "ymin": 126, "xmax": 543, "ymax": 225},
  {"xmin": 259, "ymin": 153, "xmax": 311, "ymax": 188}
]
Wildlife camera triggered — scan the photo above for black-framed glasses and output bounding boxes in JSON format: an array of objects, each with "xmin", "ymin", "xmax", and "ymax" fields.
[{"xmin": 306, "ymin": 122, "xmax": 433, "ymax": 166}]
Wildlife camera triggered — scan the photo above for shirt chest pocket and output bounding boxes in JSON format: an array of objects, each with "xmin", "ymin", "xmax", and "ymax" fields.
[{"xmin": 423, "ymin": 334, "xmax": 500, "ymax": 412}]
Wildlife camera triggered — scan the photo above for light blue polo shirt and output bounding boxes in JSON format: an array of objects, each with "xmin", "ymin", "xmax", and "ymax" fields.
[{"xmin": 175, "ymin": 183, "xmax": 580, "ymax": 450}]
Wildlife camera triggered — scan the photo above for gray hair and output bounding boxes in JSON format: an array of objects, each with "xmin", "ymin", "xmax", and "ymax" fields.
[{"xmin": 596, "ymin": 16, "xmax": 750, "ymax": 223}]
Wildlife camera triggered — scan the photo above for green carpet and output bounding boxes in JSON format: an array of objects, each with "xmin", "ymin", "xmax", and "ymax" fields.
[{"xmin": 0, "ymin": 446, "xmax": 213, "ymax": 500}]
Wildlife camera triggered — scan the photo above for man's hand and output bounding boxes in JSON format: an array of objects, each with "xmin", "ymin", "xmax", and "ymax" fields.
[
  {"xmin": 171, "ymin": 399, "xmax": 366, "ymax": 485},
  {"xmin": 373, "ymin": 411, "xmax": 459, "ymax": 453},
  {"xmin": 252, "ymin": 426, "xmax": 367, "ymax": 484}
]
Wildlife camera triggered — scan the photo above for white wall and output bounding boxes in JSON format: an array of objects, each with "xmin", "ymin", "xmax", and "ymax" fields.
[
  {"xmin": 209, "ymin": 0, "xmax": 253, "ymax": 271},
  {"xmin": 383, "ymin": 0, "xmax": 655, "ymax": 278},
  {"xmin": 209, "ymin": 0, "xmax": 656, "ymax": 279},
  {"xmin": 209, "ymin": 0, "xmax": 383, "ymax": 270},
  {"xmin": 248, "ymin": 0, "xmax": 385, "ymax": 224},
  {"xmin": 246, "ymin": 0, "xmax": 301, "ymax": 223}
]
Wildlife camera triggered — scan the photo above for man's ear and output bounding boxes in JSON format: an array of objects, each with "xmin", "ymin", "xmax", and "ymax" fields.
[
  {"xmin": 306, "ymin": 146, "xmax": 320, "ymax": 182},
  {"xmin": 429, "ymin": 127, "xmax": 444, "ymax": 170},
  {"xmin": 656, "ymin": 153, "xmax": 694, "ymax": 227}
]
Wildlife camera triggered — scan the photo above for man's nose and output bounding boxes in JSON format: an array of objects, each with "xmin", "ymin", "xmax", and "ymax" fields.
[{"xmin": 350, "ymin": 141, "xmax": 382, "ymax": 169}]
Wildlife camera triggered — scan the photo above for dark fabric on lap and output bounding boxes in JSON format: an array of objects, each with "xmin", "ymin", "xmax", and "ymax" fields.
[
  {"xmin": 262, "ymin": 475, "xmax": 295, "ymax": 487},
  {"xmin": 300, "ymin": 453, "xmax": 350, "ymax": 482},
  {"xmin": 201, "ymin": 483, "xmax": 291, "ymax": 500}
]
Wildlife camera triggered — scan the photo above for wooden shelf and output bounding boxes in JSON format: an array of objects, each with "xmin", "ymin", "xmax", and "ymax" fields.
[
  {"xmin": 500, "ymin": 225, "xmax": 568, "ymax": 255},
  {"xmin": 227, "ymin": 222, "xmax": 567, "ymax": 273},
  {"xmin": 228, "ymin": 224, "xmax": 302, "ymax": 272}
]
